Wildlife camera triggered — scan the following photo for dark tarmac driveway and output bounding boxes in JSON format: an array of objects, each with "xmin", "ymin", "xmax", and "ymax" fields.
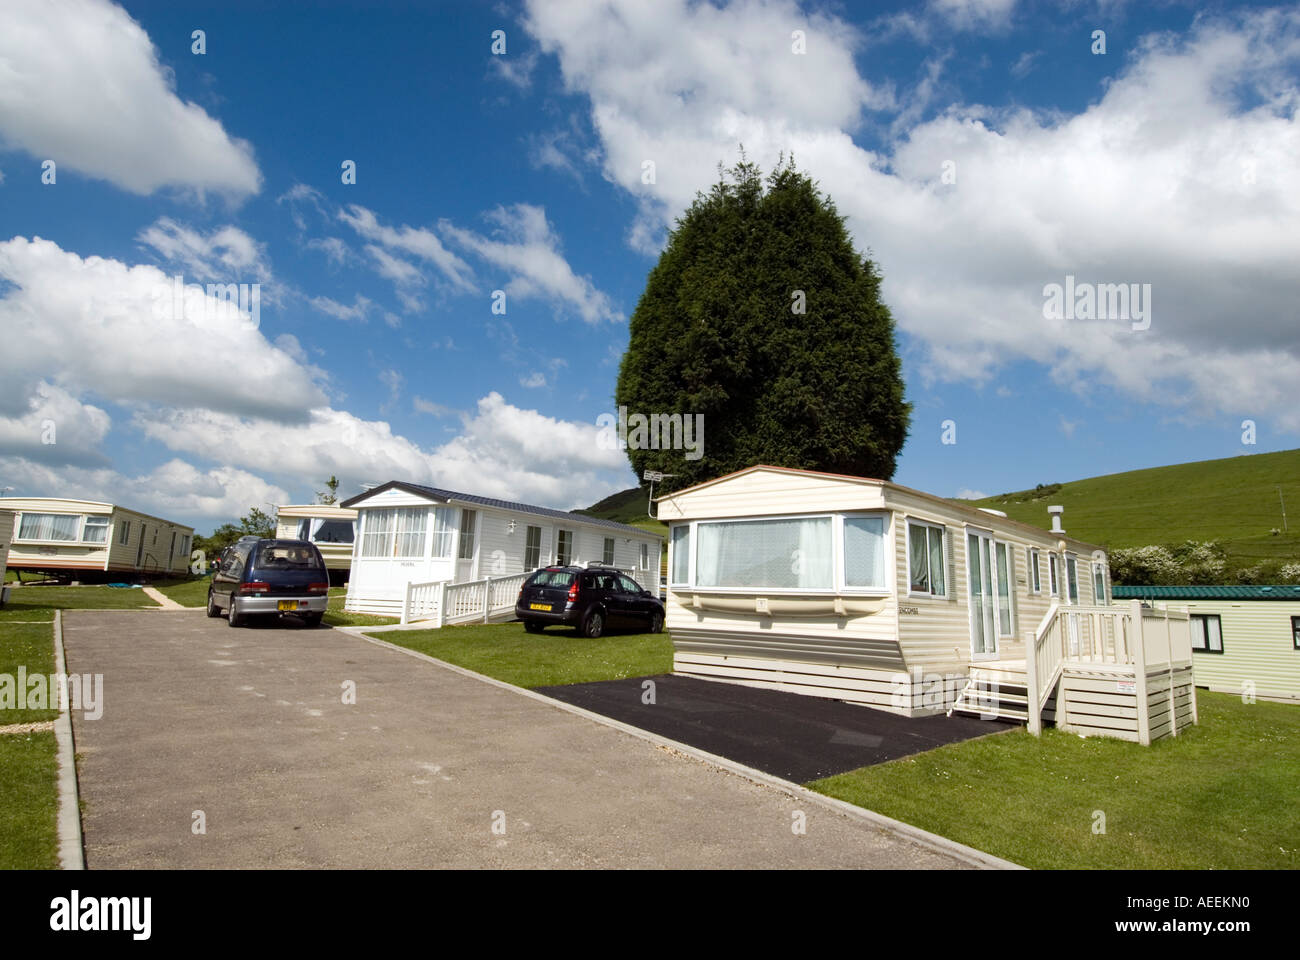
[{"xmin": 535, "ymin": 674, "xmax": 1006, "ymax": 782}]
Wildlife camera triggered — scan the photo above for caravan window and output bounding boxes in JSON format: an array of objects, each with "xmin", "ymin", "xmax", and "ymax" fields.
[
  {"xmin": 1028, "ymin": 548, "xmax": 1041, "ymax": 593},
  {"xmin": 907, "ymin": 521, "xmax": 947, "ymax": 597},
  {"xmin": 18, "ymin": 513, "xmax": 80, "ymax": 541},
  {"xmin": 843, "ymin": 516, "xmax": 886, "ymax": 589},
  {"xmin": 670, "ymin": 525, "xmax": 690, "ymax": 585},
  {"xmin": 524, "ymin": 526, "xmax": 541, "ymax": 569},
  {"xmin": 1189, "ymin": 614, "xmax": 1223, "ymax": 653},
  {"xmin": 83, "ymin": 516, "xmax": 109, "ymax": 543},
  {"xmin": 1092, "ymin": 562, "xmax": 1107, "ymax": 604},
  {"xmin": 696, "ymin": 517, "xmax": 832, "ymax": 590}
]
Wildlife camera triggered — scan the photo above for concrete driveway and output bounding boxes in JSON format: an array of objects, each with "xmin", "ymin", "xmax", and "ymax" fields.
[{"xmin": 62, "ymin": 610, "xmax": 986, "ymax": 869}]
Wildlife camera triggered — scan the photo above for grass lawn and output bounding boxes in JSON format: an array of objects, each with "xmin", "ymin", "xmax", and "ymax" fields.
[
  {"xmin": 0, "ymin": 732, "xmax": 59, "ymax": 869},
  {"xmin": 367, "ymin": 620, "xmax": 673, "ymax": 688},
  {"xmin": 810, "ymin": 691, "xmax": 1298, "ymax": 869},
  {"xmin": 0, "ymin": 622, "xmax": 60, "ymax": 725},
  {"xmin": 150, "ymin": 577, "xmax": 212, "ymax": 607},
  {"xmin": 0, "ymin": 585, "xmax": 158, "ymax": 611}
]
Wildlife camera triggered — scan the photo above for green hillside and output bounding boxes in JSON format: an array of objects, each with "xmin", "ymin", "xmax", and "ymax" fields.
[
  {"xmin": 971, "ymin": 449, "xmax": 1300, "ymax": 575},
  {"xmin": 576, "ymin": 486, "xmax": 667, "ymax": 538}
]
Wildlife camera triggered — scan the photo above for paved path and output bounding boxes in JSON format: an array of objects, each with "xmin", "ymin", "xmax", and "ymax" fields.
[
  {"xmin": 62, "ymin": 610, "xmax": 976, "ymax": 869},
  {"xmin": 141, "ymin": 586, "xmax": 184, "ymax": 609}
]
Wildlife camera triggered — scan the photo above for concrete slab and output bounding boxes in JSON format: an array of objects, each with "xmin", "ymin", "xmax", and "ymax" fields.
[{"xmin": 63, "ymin": 610, "xmax": 977, "ymax": 869}]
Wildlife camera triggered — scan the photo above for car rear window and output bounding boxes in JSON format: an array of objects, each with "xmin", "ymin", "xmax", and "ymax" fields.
[
  {"xmin": 526, "ymin": 569, "xmax": 574, "ymax": 588},
  {"xmin": 254, "ymin": 542, "xmax": 324, "ymax": 570}
]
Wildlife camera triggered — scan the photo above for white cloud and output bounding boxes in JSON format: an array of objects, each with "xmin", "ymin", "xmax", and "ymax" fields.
[
  {"xmin": 954, "ymin": 488, "xmax": 987, "ymax": 500},
  {"xmin": 136, "ymin": 218, "xmax": 270, "ymax": 282},
  {"xmin": 307, "ymin": 237, "xmax": 350, "ymax": 265},
  {"xmin": 490, "ymin": 49, "xmax": 540, "ymax": 89},
  {"xmin": 442, "ymin": 204, "xmax": 623, "ymax": 324},
  {"xmin": 309, "ymin": 294, "xmax": 372, "ymax": 323},
  {"xmin": 0, "ymin": 455, "xmax": 290, "ymax": 526},
  {"xmin": 0, "ymin": 0, "xmax": 260, "ymax": 196},
  {"xmin": 0, "ymin": 382, "xmax": 112, "ymax": 467},
  {"xmin": 522, "ymin": 1, "xmax": 1300, "ymax": 431},
  {"xmin": 338, "ymin": 205, "xmax": 476, "ymax": 292},
  {"xmin": 0, "ymin": 236, "xmax": 325, "ymax": 422},
  {"xmin": 131, "ymin": 393, "xmax": 633, "ymax": 512},
  {"xmin": 930, "ymin": 0, "xmax": 1016, "ymax": 31},
  {"xmin": 519, "ymin": 372, "xmax": 547, "ymax": 388}
]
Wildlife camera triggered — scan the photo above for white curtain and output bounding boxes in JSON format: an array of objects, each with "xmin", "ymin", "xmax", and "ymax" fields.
[
  {"xmin": 430, "ymin": 507, "xmax": 456, "ymax": 557},
  {"xmin": 360, "ymin": 509, "xmax": 394, "ymax": 557},
  {"xmin": 19, "ymin": 513, "xmax": 80, "ymax": 541},
  {"xmin": 394, "ymin": 508, "xmax": 428, "ymax": 557},
  {"xmin": 843, "ymin": 517, "xmax": 885, "ymax": 588},
  {"xmin": 671, "ymin": 525, "xmax": 690, "ymax": 583},
  {"xmin": 697, "ymin": 518, "xmax": 831, "ymax": 589}
]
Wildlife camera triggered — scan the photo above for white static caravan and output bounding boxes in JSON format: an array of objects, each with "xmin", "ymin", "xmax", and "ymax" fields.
[
  {"xmin": 274, "ymin": 504, "xmax": 357, "ymax": 579},
  {"xmin": 657, "ymin": 466, "xmax": 1198, "ymax": 744},
  {"xmin": 341, "ymin": 481, "xmax": 663, "ymax": 625},
  {"xmin": 1113, "ymin": 585, "xmax": 1300, "ymax": 703},
  {"xmin": 0, "ymin": 498, "xmax": 194, "ymax": 579}
]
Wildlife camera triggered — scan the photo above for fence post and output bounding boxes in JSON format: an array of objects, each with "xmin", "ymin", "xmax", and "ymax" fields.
[
  {"xmin": 482, "ymin": 577, "xmax": 491, "ymax": 623},
  {"xmin": 401, "ymin": 581, "xmax": 412, "ymax": 626},
  {"xmin": 1130, "ymin": 599, "xmax": 1150, "ymax": 745},
  {"xmin": 435, "ymin": 581, "xmax": 446, "ymax": 628}
]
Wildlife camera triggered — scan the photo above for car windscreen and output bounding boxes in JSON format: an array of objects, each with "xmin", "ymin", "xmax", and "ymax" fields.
[
  {"xmin": 526, "ymin": 570, "xmax": 574, "ymax": 588},
  {"xmin": 253, "ymin": 543, "xmax": 324, "ymax": 570}
]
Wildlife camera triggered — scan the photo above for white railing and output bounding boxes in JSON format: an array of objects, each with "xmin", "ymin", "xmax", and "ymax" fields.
[
  {"xmin": 1024, "ymin": 600, "xmax": 1197, "ymax": 740},
  {"xmin": 400, "ymin": 572, "xmax": 533, "ymax": 626},
  {"xmin": 401, "ymin": 579, "xmax": 447, "ymax": 625}
]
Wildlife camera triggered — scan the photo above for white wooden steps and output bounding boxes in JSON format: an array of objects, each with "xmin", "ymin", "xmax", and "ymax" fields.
[{"xmin": 949, "ymin": 661, "xmax": 1032, "ymax": 723}]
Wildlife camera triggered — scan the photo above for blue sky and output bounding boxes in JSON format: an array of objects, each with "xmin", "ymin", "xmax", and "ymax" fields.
[{"xmin": 1, "ymin": 0, "xmax": 1297, "ymax": 533}]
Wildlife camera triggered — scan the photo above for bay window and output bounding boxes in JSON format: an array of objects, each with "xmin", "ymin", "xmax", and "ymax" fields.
[
  {"xmin": 679, "ymin": 513, "xmax": 886, "ymax": 593},
  {"xmin": 19, "ymin": 513, "xmax": 79, "ymax": 541}
]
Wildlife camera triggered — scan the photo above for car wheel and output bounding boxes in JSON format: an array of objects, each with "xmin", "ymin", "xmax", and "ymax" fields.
[
  {"xmin": 582, "ymin": 608, "xmax": 605, "ymax": 639},
  {"xmin": 227, "ymin": 594, "xmax": 244, "ymax": 628},
  {"xmin": 303, "ymin": 612, "xmax": 323, "ymax": 628},
  {"xmin": 648, "ymin": 611, "xmax": 663, "ymax": 634},
  {"xmin": 523, "ymin": 620, "xmax": 544, "ymax": 634},
  {"xmin": 206, "ymin": 589, "xmax": 221, "ymax": 618}
]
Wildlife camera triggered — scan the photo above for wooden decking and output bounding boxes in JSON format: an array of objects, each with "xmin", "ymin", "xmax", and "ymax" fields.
[{"xmin": 952, "ymin": 602, "xmax": 1199, "ymax": 744}]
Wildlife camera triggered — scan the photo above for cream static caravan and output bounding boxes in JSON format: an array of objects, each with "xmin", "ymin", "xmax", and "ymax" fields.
[
  {"xmin": 275, "ymin": 504, "xmax": 357, "ymax": 581},
  {"xmin": 1, "ymin": 498, "xmax": 194, "ymax": 580},
  {"xmin": 0, "ymin": 509, "xmax": 13, "ymax": 605},
  {"xmin": 1113, "ymin": 585, "xmax": 1300, "ymax": 703},
  {"xmin": 657, "ymin": 466, "xmax": 1198, "ymax": 744}
]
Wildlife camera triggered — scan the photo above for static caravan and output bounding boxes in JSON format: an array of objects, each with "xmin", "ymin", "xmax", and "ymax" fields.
[
  {"xmin": 0, "ymin": 509, "xmax": 12, "ymax": 605},
  {"xmin": 341, "ymin": 481, "xmax": 663, "ymax": 625},
  {"xmin": 0, "ymin": 498, "xmax": 194, "ymax": 580},
  {"xmin": 1114, "ymin": 585, "xmax": 1300, "ymax": 703},
  {"xmin": 657, "ymin": 466, "xmax": 1198, "ymax": 744},
  {"xmin": 275, "ymin": 504, "xmax": 357, "ymax": 582}
]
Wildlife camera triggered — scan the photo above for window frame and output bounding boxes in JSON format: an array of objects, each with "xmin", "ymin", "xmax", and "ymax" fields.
[
  {"xmin": 457, "ymin": 509, "xmax": 477, "ymax": 561},
  {"xmin": 1092, "ymin": 561, "xmax": 1107, "ymax": 605},
  {"xmin": 1028, "ymin": 547, "xmax": 1041, "ymax": 594},
  {"xmin": 905, "ymin": 518, "xmax": 948, "ymax": 599},
  {"xmin": 1292, "ymin": 616, "xmax": 1300, "ymax": 651},
  {"xmin": 670, "ymin": 524, "xmax": 690, "ymax": 586},
  {"xmin": 118, "ymin": 520, "xmax": 132, "ymax": 546},
  {"xmin": 673, "ymin": 512, "xmax": 891, "ymax": 596},
  {"xmin": 1189, "ymin": 613, "xmax": 1225, "ymax": 654},
  {"xmin": 1048, "ymin": 553, "xmax": 1060, "ymax": 598},
  {"xmin": 524, "ymin": 525, "xmax": 541, "ymax": 570},
  {"xmin": 603, "ymin": 537, "xmax": 615, "ymax": 566},
  {"xmin": 555, "ymin": 529, "xmax": 574, "ymax": 567},
  {"xmin": 993, "ymin": 539, "xmax": 1015, "ymax": 637},
  {"xmin": 16, "ymin": 512, "xmax": 85, "ymax": 543}
]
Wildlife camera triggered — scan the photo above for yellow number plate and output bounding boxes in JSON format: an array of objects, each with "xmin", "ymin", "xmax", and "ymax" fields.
[
  {"xmin": 529, "ymin": 603, "xmax": 552, "ymax": 611},
  {"xmin": 278, "ymin": 600, "xmax": 301, "ymax": 611}
]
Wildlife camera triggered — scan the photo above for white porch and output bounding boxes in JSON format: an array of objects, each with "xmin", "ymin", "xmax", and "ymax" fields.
[{"xmin": 950, "ymin": 600, "xmax": 1199, "ymax": 744}]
